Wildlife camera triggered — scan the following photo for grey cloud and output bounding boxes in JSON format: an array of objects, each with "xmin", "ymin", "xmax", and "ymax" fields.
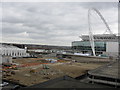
[
  {"xmin": 1, "ymin": 2, "xmax": 118, "ymax": 46},
  {"xmin": 80, "ymin": 2, "xmax": 118, "ymax": 10}
]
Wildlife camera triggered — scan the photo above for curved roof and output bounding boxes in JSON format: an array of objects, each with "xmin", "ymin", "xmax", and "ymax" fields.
[{"xmin": 0, "ymin": 44, "xmax": 24, "ymax": 50}]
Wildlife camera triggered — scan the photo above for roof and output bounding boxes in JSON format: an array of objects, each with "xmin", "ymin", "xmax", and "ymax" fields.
[
  {"xmin": 0, "ymin": 44, "xmax": 24, "ymax": 50},
  {"xmin": 80, "ymin": 34, "xmax": 119, "ymax": 42},
  {"xmin": 88, "ymin": 61, "xmax": 119, "ymax": 79},
  {"xmin": 23, "ymin": 76, "xmax": 112, "ymax": 88},
  {"xmin": 81, "ymin": 34, "xmax": 117, "ymax": 37}
]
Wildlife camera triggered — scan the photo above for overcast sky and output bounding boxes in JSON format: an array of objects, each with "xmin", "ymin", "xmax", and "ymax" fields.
[{"xmin": 1, "ymin": 2, "xmax": 118, "ymax": 46}]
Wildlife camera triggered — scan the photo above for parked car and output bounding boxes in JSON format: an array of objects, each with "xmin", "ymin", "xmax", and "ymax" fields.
[{"xmin": 0, "ymin": 82, "xmax": 9, "ymax": 87}]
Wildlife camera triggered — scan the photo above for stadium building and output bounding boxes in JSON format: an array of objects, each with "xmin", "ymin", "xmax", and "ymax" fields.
[{"xmin": 72, "ymin": 34, "xmax": 119, "ymax": 57}]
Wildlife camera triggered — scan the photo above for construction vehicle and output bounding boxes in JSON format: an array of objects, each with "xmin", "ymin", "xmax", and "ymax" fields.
[
  {"xmin": 43, "ymin": 64, "xmax": 49, "ymax": 69},
  {"xmin": 0, "ymin": 82, "xmax": 9, "ymax": 87}
]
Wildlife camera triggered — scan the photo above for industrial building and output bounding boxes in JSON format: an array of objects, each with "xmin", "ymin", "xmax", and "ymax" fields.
[{"xmin": 72, "ymin": 34, "xmax": 119, "ymax": 57}]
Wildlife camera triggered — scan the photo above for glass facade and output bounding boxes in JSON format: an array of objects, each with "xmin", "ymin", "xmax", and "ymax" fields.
[{"xmin": 72, "ymin": 41, "xmax": 106, "ymax": 54}]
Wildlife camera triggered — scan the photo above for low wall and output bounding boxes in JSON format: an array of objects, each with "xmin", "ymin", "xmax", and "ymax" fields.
[{"xmin": 57, "ymin": 54, "xmax": 113, "ymax": 63}]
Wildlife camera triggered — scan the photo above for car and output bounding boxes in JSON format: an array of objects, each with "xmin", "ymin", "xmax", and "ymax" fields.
[{"xmin": 0, "ymin": 82, "xmax": 9, "ymax": 87}]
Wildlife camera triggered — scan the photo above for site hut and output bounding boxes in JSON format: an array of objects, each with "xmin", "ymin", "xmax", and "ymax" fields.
[
  {"xmin": 0, "ymin": 55, "xmax": 12, "ymax": 64},
  {"xmin": 72, "ymin": 34, "xmax": 119, "ymax": 58}
]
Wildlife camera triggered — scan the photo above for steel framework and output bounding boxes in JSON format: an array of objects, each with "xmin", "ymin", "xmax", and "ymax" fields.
[{"xmin": 88, "ymin": 8, "xmax": 113, "ymax": 56}]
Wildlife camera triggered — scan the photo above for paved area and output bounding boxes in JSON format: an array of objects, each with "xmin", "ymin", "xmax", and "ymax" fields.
[{"xmin": 88, "ymin": 61, "xmax": 119, "ymax": 79}]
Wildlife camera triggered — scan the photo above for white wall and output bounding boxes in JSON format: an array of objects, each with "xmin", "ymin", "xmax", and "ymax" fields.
[
  {"xmin": 106, "ymin": 42, "xmax": 119, "ymax": 52},
  {"xmin": 106, "ymin": 42, "xmax": 119, "ymax": 57}
]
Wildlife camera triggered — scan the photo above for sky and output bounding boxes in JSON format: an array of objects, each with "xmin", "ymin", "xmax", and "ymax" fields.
[{"xmin": 1, "ymin": 2, "xmax": 118, "ymax": 46}]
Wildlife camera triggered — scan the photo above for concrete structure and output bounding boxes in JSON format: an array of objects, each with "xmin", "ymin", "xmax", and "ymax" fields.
[
  {"xmin": 105, "ymin": 42, "xmax": 119, "ymax": 57},
  {"xmin": 56, "ymin": 54, "xmax": 111, "ymax": 63},
  {"xmin": 72, "ymin": 34, "xmax": 119, "ymax": 57},
  {"xmin": 88, "ymin": 61, "xmax": 120, "ymax": 87},
  {"xmin": 25, "ymin": 76, "xmax": 112, "ymax": 88}
]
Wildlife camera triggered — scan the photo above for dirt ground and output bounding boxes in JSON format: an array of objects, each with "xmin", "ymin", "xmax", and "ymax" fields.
[
  {"xmin": 49, "ymin": 62, "xmax": 103, "ymax": 78},
  {"xmin": 3, "ymin": 57, "xmax": 107, "ymax": 86},
  {"xmin": 3, "ymin": 64, "xmax": 104, "ymax": 86},
  {"xmin": 12, "ymin": 58, "xmax": 48, "ymax": 64}
]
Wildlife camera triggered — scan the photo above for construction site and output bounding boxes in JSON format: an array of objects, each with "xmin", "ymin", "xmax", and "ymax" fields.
[
  {"xmin": 1, "ymin": 3, "xmax": 119, "ymax": 89},
  {"xmin": 1, "ymin": 55, "xmax": 111, "ymax": 87}
]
